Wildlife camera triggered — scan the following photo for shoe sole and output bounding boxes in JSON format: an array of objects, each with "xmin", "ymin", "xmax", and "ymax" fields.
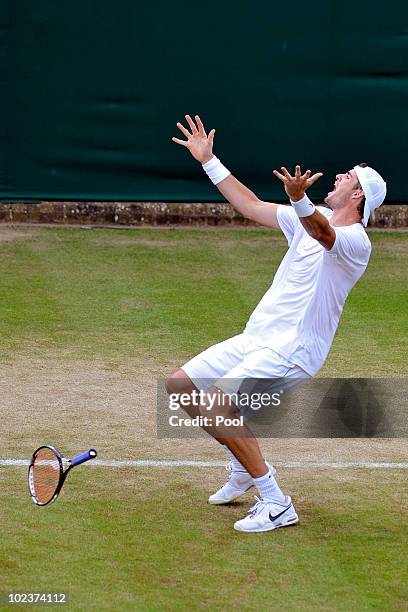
[
  {"xmin": 234, "ymin": 515, "xmax": 299, "ymax": 533},
  {"xmin": 208, "ymin": 484, "xmax": 254, "ymax": 505}
]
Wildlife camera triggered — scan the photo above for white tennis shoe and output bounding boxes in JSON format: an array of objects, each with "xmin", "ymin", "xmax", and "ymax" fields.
[
  {"xmin": 234, "ymin": 496, "xmax": 299, "ymax": 533},
  {"xmin": 208, "ymin": 461, "xmax": 275, "ymax": 505}
]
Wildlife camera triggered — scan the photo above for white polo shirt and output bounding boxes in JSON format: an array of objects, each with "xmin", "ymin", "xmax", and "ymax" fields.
[{"xmin": 243, "ymin": 205, "xmax": 371, "ymax": 375}]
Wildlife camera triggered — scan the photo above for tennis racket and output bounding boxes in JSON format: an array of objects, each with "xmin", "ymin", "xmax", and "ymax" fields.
[{"xmin": 28, "ymin": 445, "xmax": 97, "ymax": 506}]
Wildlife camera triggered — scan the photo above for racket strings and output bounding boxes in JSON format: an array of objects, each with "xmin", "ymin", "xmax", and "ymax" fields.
[{"xmin": 31, "ymin": 448, "xmax": 61, "ymax": 504}]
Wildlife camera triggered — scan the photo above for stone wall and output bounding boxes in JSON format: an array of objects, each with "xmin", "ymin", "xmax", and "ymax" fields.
[{"xmin": 0, "ymin": 201, "xmax": 406, "ymax": 227}]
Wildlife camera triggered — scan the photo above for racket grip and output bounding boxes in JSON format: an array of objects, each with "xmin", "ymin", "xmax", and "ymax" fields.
[{"xmin": 71, "ymin": 448, "xmax": 97, "ymax": 467}]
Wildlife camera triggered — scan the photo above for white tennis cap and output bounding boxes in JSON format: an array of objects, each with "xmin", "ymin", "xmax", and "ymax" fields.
[{"xmin": 354, "ymin": 165, "xmax": 387, "ymax": 227}]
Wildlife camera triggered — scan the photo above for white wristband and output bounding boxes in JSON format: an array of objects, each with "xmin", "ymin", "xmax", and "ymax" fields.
[
  {"xmin": 202, "ymin": 156, "xmax": 231, "ymax": 185},
  {"xmin": 290, "ymin": 194, "xmax": 315, "ymax": 218}
]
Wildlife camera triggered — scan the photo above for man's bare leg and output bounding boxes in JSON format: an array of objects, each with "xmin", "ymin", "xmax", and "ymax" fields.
[
  {"xmin": 165, "ymin": 368, "xmax": 202, "ymax": 418},
  {"xmin": 166, "ymin": 369, "xmax": 268, "ymax": 477},
  {"xmin": 165, "ymin": 368, "xmax": 294, "ymax": 522}
]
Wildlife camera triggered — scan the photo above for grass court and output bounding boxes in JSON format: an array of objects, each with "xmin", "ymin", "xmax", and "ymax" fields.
[{"xmin": 0, "ymin": 226, "xmax": 407, "ymax": 610}]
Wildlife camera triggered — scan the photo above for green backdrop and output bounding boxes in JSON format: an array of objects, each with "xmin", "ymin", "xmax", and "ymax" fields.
[{"xmin": 0, "ymin": 1, "xmax": 406, "ymax": 202}]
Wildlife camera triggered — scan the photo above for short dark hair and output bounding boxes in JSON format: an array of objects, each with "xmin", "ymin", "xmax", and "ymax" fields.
[{"xmin": 355, "ymin": 162, "xmax": 367, "ymax": 220}]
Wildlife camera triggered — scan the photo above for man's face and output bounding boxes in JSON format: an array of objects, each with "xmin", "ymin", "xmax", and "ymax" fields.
[{"xmin": 324, "ymin": 169, "xmax": 360, "ymax": 206}]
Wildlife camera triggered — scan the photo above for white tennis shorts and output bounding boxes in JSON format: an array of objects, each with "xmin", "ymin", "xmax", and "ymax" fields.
[{"xmin": 182, "ymin": 333, "xmax": 311, "ymax": 396}]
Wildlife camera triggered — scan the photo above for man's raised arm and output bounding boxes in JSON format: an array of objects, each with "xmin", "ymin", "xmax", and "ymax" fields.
[
  {"xmin": 172, "ymin": 114, "xmax": 281, "ymax": 230},
  {"xmin": 273, "ymin": 165, "xmax": 335, "ymax": 250}
]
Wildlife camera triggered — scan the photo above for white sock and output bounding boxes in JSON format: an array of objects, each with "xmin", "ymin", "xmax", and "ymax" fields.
[
  {"xmin": 223, "ymin": 445, "xmax": 247, "ymax": 472},
  {"xmin": 253, "ymin": 469, "xmax": 286, "ymax": 504}
]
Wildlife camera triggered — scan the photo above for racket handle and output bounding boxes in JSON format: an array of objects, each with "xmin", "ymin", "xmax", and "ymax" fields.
[{"xmin": 71, "ymin": 448, "xmax": 97, "ymax": 467}]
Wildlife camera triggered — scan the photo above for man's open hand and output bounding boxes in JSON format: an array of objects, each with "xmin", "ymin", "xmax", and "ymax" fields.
[
  {"xmin": 273, "ymin": 165, "xmax": 323, "ymax": 201},
  {"xmin": 172, "ymin": 115, "xmax": 215, "ymax": 164}
]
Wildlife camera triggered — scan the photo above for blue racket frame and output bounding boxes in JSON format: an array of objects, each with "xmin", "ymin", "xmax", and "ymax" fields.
[{"xmin": 28, "ymin": 445, "xmax": 97, "ymax": 506}]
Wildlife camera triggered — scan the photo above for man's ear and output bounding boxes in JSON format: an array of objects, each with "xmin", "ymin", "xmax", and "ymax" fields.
[{"xmin": 351, "ymin": 188, "xmax": 364, "ymax": 200}]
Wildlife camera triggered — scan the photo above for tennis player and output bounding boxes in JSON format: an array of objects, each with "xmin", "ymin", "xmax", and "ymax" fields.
[{"xmin": 167, "ymin": 114, "xmax": 386, "ymax": 533}]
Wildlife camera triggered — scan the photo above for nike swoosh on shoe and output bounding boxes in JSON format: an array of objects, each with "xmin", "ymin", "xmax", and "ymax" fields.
[{"xmin": 269, "ymin": 505, "xmax": 292, "ymax": 522}]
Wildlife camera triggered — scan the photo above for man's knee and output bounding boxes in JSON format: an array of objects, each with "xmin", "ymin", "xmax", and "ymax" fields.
[{"xmin": 165, "ymin": 368, "xmax": 193, "ymax": 396}]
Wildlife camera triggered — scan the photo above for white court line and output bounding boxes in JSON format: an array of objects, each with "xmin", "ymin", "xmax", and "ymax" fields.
[{"xmin": 1, "ymin": 459, "xmax": 407, "ymax": 469}]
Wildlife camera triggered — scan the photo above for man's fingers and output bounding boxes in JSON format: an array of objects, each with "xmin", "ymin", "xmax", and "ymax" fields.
[
  {"xmin": 185, "ymin": 114, "xmax": 198, "ymax": 135},
  {"xmin": 208, "ymin": 128, "xmax": 216, "ymax": 144},
  {"xmin": 172, "ymin": 137, "xmax": 189, "ymax": 147},
  {"xmin": 307, "ymin": 172, "xmax": 324, "ymax": 185},
  {"xmin": 295, "ymin": 165, "xmax": 301, "ymax": 178},
  {"xmin": 281, "ymin": 166, "xmax": 292, "ymax": 180},
  {"xmin": 301, "ymin": 169, "xmax": 311, "ymax": 180},
  {"xmin": 195, "ymin": 115, "xmax": 207, "ymax": 137},
  {"xmin": 176, "ymin": 122, "xmax": 191, "ymax": 139},
  {"xmin": 273, "ymin": 169, "xmax": 286, "ymax": 182}
]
